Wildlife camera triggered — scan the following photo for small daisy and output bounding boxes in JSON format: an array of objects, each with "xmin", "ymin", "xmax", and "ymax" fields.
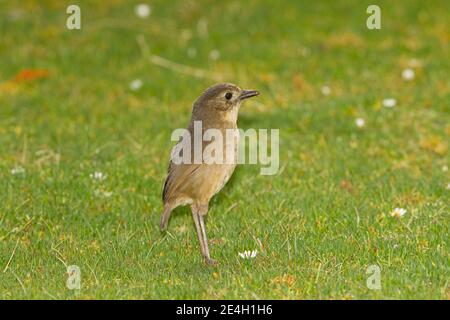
[
  {"xmin": 401, "ymin": 68, "xmax": 415, "ymax": 81},
  {"xmin": 209, "ymin": 49, "xmax": 220, "ymax": 61},
  {"xmin": 321, "ymin": 85, "xmax": 331, "ymax": 96},
  {"xmin": 135, "ymin": 4, "xmax": 151, "ymax": 19},
  {"xmin": 382, "ymin": 98, "xmax": 397, "ymax": 108},
  {"xmin": 238, "ymin": 249, "xmax": 258, "ymax": 259},
  {"xmin": 355, "ymin": 118, "xmax": 365, "ymax": 128},
  {"xmin": 90, "ymin": 171, "xmax": 107, "ymax": 181},
  {"xmin": 390, "ymin": 207, "xmax": 407, "ymax": 218},
  {"xmin": 11, "ymin": 166, "xmax": 25, "ymax": 175},
  {"xmin": 129, "ymin": 79, "xmax": 143, "ymax": 91}
]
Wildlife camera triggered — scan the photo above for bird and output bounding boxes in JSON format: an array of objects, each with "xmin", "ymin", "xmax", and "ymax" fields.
[{"xmin": 160, "ymin": 83, "xmax": 259, "ymax": 265}]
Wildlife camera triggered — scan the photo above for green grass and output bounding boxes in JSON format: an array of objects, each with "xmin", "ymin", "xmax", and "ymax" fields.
[{"xmin": 0, "ymin": 0, "xmax": 449, "ymax": 299}]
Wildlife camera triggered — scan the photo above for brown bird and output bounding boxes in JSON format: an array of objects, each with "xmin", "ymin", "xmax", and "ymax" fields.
[{"xmin": 160, "ymin": 83, "xmax": 259, "ymax": 264}]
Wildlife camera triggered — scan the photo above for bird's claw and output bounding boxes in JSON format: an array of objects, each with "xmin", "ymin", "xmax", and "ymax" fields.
[{"xmin": 205, "ymin": 258, "xmax": 218, "ymax": 266}]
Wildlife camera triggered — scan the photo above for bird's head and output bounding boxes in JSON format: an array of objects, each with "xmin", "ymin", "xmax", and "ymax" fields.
[{"xmin": 192, "ymin": 83, "xmax": 259, "ymax": 124}]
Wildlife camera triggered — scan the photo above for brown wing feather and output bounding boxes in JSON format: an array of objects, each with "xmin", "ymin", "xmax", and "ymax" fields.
[
  {"xmin": 162, "ymin": 161, "xmax": 202, "ymax": 204},
  {"xmin": 162, "ymin": 125, "xmax": 235, "ymax": 204}
]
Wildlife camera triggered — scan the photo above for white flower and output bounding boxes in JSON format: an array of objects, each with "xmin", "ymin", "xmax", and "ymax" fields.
[
  {"xmin": 90, "ymin": 171, "xmax": 107, "ymax": 181},
  {"xmin": 402, "ymin": 68, "xmax": 415, "ymax": 81},
  {"xmin": 442, "ymin": 165, "xmax": 448, "ymax": 172},
  {"xmin": 390, "ymin": 207, "xmax": 407, "ymax": 218},
  {"xmin": 321, "ymin": 85, "xmax": 331, "ymax": 96},
  {"xmin": 11, "ymin": 166, "xmax": 25, "ymax": 175},
  {"xmin": 187, "ymin": 47, "xmax": 197, "ymax": 58},
  {"xmin": 129, "ymin": 79, "xmax": 143, "ymax": 91},
  {"xmin": 135, "ymin": 4, "xmax": 151, "ymax": 19},
  {"xmin": 382, "ymin": 98, "xmax": 397, "ymax": 108},
  {"xmin": 209, "ymin": 49, "xmax": 220, "ymax": 61},
  {"xmin": 355, "ymin": 118, "xmax": 365, "ymax": 128},
  {"xmin": 446, "ymin": 183, "xmax": 450, "ymax": 190},
  {"xmin": 238, "ymin": 249, "xmax": 258, "ymax": 259}
]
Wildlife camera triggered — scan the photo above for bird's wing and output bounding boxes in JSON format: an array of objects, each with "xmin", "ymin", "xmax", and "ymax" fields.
[
  {"xmin": 162, "ymin": 129, "xmax": 205, "ymax": 203},
  {"xmin": 162, "ymin": 161, "xmax": 201, "ymax": 203},
  {"xmin": 162, "ymin": 129, "xmax": 221, "ymax": 204}
]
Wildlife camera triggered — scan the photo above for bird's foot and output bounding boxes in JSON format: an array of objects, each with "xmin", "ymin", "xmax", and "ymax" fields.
[{"xmin": 205, "ymin": 257, "xmax": 218, "ymax": 266}]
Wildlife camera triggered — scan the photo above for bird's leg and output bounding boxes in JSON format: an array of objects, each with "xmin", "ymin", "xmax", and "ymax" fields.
[
  {"xmin": 192, "ymin": 206, "xmax": 206, "ymax": 258},
  {"xmin": 192, "ymin": 204, "xmax": 216, "ymax": 265},
  {"xmin": 198, "ymin": 204, "xmax": 217, "ymax": 265},
  {"xmin": 198, "ymin": 213, "xmax": 216, "ymax": 265}
]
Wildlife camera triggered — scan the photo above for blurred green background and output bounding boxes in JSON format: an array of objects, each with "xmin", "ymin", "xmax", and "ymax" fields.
[{"xmin": 0, "ymin": 0, "xmax": 448, "ymax": 299}]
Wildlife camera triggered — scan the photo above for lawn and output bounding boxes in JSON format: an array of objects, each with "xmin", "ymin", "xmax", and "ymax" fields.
[{"xmin": 0, "ymin": 0, "xmax": 448, "ymax": 299}]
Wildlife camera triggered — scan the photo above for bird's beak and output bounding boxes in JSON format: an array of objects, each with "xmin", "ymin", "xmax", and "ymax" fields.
[{"xmin": 239, "ymin": 90, "xmax": 259, "ymax": 100}]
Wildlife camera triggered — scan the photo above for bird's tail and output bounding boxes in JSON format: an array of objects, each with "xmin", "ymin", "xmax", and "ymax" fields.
[{"xmin": 160, "ymin": 205, "xmax": 172, "ymax": 231}]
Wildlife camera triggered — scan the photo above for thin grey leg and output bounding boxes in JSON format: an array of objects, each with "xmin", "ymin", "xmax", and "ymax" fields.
[
  {"xmin": 198, "ymin": 214, "xmax": 211, "ymax": 260},
  {"xmin": 198, "ymin": 212, "xmax": 216, "ymax": 265},
  {"xmin": 192, "ymin": 210, "xmax": 206, "ymax": 257}
]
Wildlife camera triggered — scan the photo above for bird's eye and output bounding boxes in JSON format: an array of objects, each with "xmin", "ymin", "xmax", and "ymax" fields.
[{"xmin": 225, "ymin": 92, "xmax": 233, "ymax": 100}]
